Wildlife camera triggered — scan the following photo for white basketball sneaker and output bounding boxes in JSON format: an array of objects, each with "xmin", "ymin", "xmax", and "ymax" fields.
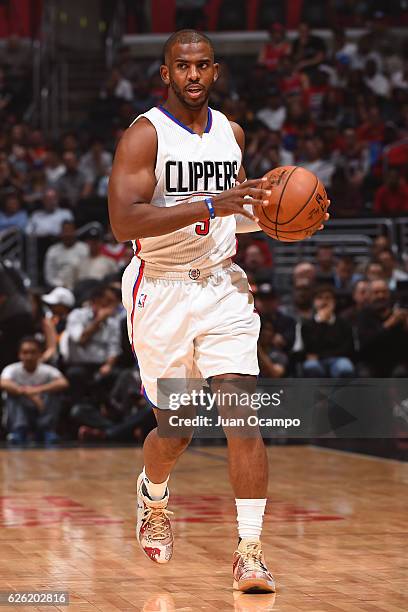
[
  {"xmin": 233, "ymin": 539, "xmax": 276, "ymax": 593},
  {"xmin": 136, "ymin": 472, "xmax": 174, "ymax": 563}
]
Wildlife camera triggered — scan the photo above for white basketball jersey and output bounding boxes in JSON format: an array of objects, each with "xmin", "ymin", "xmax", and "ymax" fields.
[{"xmin": 130, "ymin": 105, "xmax": 242, "ymax": 271}]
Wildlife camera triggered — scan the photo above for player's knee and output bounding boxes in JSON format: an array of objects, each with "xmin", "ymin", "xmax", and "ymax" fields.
[{"xmin": 163, "ymin": 435, "xmax": 192, "ymax": 455}]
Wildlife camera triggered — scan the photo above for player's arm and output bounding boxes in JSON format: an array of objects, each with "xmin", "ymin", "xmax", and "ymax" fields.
[
  {"xmin": 230, "ymin": 121, "xmax": 262, "ymax": 233},
  {"xmin": 108, "ymin": 118, "xmax": 271, "ymax": 242}
]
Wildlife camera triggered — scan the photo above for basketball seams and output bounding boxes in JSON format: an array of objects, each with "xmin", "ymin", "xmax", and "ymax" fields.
[
  {"xmin": 272, "ymin": 166, "xmax": 298, "ymax": 239},
  {"xmin": 275, "ymin": 214, "xmax": 325, "ymax": 234},
  {"xmin": 276, "ymin": 175, "xmax": 319, "ymax": 226},
  {"xmin": 259, "ymin": 212, "xmax": 324, "ymax": 241}
]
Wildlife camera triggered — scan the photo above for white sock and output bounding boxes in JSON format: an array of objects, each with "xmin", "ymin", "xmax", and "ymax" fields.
[
  {"xmin": 142, "ymin": 467, "xmax": 169, "ymax": 501},
  {"xmin": 236, "ymin": 498, "xmax": 267, "ymax": 540}
]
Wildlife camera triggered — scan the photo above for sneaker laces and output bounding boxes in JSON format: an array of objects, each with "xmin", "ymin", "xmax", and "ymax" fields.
[
  {"xmin": 241, "ymin": 542, "xmax": 264, "ymax": 572},
  {"xmin": 142, "ymin": 506, "xmax": 174, "ymax": 540}
]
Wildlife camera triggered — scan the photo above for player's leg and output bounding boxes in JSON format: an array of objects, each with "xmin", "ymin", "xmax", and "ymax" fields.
[
  {"xmin": 195, "ymin": 264, "xmax": 275, "ymax": 592},
  {"xmin": 136, "ymin": 407, "xmax": 193, "ymax": 564},
  {"xmin": 121, "ymin": 261, "xmax": 197, "ymax": 565},
  {"xmin": 210, "ymin": 373, "xmax": 275, "ymax": 593}
]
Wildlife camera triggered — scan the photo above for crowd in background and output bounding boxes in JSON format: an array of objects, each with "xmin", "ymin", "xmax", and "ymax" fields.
[{"xmin": 1, "ymin": 20, "xmax": 408, "ymax": 445}]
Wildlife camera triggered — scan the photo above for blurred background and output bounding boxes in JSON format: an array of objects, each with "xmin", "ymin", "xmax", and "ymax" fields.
[{"xmin": 0, "ymin": 0, "xmax": 407, "ymax": 453}]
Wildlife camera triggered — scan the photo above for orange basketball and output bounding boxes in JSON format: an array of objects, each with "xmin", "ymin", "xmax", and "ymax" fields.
[{"xmin": 253, "ymin": 166, "xmax": 330, "ymax": 242}]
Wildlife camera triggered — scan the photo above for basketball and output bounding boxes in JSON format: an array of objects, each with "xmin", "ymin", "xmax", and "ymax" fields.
[{"xmin": 254, "ymin": 166, "xmax": 330, "ymax": 242}]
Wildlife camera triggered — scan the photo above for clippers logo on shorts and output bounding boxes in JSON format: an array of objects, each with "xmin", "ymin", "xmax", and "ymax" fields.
[
  {"xmin": 137, "ymin": 293, "xmax": 147, "ymax": 308},
  {"xmin": 165, "ymin": 160, "xmax": 239, "ymax": 194},
  {"xmin": 189, "ymin": 269, "xmax": 200, "ymax": 280}
]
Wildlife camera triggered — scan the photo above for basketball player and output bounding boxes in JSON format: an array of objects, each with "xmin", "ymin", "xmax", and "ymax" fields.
[{"xmin": 109, "ymin": 30, "xmax": 329, "ymax": 592}]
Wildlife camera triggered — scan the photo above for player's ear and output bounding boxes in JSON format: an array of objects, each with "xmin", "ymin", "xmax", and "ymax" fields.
[
  {"xmin": 160, "ymin": 64, "xmax": 170, "ymax": 86},
  {"xmin": 213, "ymin": 62, "xmax": 219, "ymax": 83}
]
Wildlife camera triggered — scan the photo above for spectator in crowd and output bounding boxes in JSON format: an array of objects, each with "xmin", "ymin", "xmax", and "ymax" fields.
[
  {"xmin": 257, "ymin": 318, "xmax": 288, "ymax": 378},
  {"xmin": 0, "ymin": 336, "xmax": 69, "ymax": 445},
  {"xmin": 365, "ymin": 260, "xmax": 386, "ymax": 281},
  {"xmin": 363, "ymin": 58, "xmax": 391, "ymax": 98},
  {"xmin": 341, "ymin": 279, "xmax": 371, "ymax": 326},
  {"xmin": 44, "ymin": 221, "xmax": 88, "ymax": 290},
  {"xmin": 0, "ymin": 191, "xmax": 27, "ymax": 232},
  {"xmin": 258, "ymin": 22, "xmax": 291, "ymax": 73},
  {"xmin": 331, "ymin": 26, "xmax": 358, "ymax": 65},
  {"xmin": 0, "ymin": 160, "xmax": 22, "ymax": 200},
  {"xmin": 61, "ymin": 132, "xmax": 80, "ymax": 156},
  {"xmin": 29, "ymin": 291, "xmax": 58, "ymax": 364},
  {"xmin": 0, "ymin": 263, "xmax": 34, "ymax": 372},
  {"xmin": 301, "ymin": 285, "xmax": 355, "ymax": 377},
  {"xmin": 315, "ymin": 244, "xmax": 336, "ymax": 280},
  {"xmin": 254, "ymin": 283, "xmax": 296, "ymax": 352},
  {"xmin": 373, "ymin": 168, "xmax": 408, "ymax": 215},
  {"xmin": 100, "ymin": 225, "xmax": 130, "ymax": 266},
  {"xmin": 25, "ymin": 188, "xmax": 73, "ymax": 237},
  {"xmin": 57, "ymin": 152, "xmax": 91, "ymax": 208},
  {"xmin": 280, "ymin": 276, "xmax": 315, "ymax": 354},
  {"xmin": 42, "ymin": 287, "xmax": 75, "ymax": 337},
  {"xmin": 76, "ymin": 227, "xmax": 119, "ymax": 281},
  {"xmin": 116, "ymin": 45, "xmax": 142, "ymax": 82},
  {"xmin": 391, "ymin": 58, "xmax": 408, "ymax": 91},
  {"xmin": 63, "ymin": 284, "xmax": 121, "ymax": 405},
  {"xmin": 43, "ymin": 149, "xmax": 65, "ymax": 186},
  {"xmin": 372, "ymin": 235, "xmax": 392, "ymax": 259},
  {"xmin": 25, "ymin": 188, "xmax": 73, "ymax": 283},
  {"xmin": 356, "ymin": 279, "xmax": 408, "ymax": 376},
  {"xmin": 247, "ymin": 128, "xmax": 294, "ymax": 176},
  {"xmin": 292, "ymin": 22, "xmax": 326, "ymax": 77},
  {"xmin": 77, "ymin": 369, "xmax": 155, "ymax": 443},
  {"xmin": 242, "ymin": 243, "xmax": 273, "ymax": 284},
  {"xmin": 293, "ymin": 261, "xmax": 317, "ymax": 284},
  {"xmin": 333, "ymin": 255, "xmax": 362, "ymax": 291},
  {"xmin": 256, "ymin": 86, "xmax": 287, "ymax": 132},
  {"xmin": 376, "ymin": 248, "xmax": 408, "ymax": 290},
  {"xmin": 100, "ymin": 67, "xmax": 133, "ymax": 102},
  {"xmin": 356, "ymin": 104, "xmax": 385, "ymax": 147},
  {"xmin": 281, "ymin": 276, "xmax": 314, "ymax": 322},
  {"xmin": 298, "ymin": 136, "xmax": 335, "ymax": 188},
  {"xmin": 79, "ymin": 139, "xmax": 113, "ymax": 186}
]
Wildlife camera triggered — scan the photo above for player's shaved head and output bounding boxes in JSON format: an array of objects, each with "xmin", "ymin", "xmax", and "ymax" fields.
[{"xmin": 163, "ymin": 29, "xmax": 214, "ymax": 64}]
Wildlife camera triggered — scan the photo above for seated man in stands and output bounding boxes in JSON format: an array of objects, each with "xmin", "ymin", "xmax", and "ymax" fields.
[
  {"xmin": 43, "ymin": 220, "xmax": 88, "ymax": 290},
  {"xmin": 0, "ymin": 336, "xmax": 68, "ymax": 444},
  {"xmin": 77, "ymin": 369, "xmax": 156, "ymax": 443},
  {"xmin": 63, "ymin": 284, "xmax": 121, "ymax": 408},
  {"xmin": 356, "ymin": 279, "xmax": 408, "ymax": 377},
  {"xmin": 301, "ymin": 285, "xmax": 355, "ymax": 377}
]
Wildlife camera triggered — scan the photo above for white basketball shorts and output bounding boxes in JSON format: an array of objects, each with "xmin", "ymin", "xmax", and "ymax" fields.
[{"xmin": 121, "ymin": 257, "xmax": 260, "ymax": 409}]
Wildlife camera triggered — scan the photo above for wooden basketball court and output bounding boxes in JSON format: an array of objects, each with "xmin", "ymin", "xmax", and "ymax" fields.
[{"xmin": 0, "ymin": 445, "xmax": 407, "ymax": 611}]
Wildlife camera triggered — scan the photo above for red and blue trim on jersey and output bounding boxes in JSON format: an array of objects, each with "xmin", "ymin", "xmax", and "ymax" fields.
[
  {"xmin": 134, "ymin": 239, "xmax": 142, "ymax": 256},
  {"xmin": 157, "ymin": 105, "xmax": 212, "ymax": 135},
  {"xmin": 130, "ymin": 259, "xmax": 145, "ymax": 357}
]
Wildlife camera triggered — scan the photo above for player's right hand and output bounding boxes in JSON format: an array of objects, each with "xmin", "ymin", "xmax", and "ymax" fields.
[{"xmin": 212, "ymin": 177, "xmax": 271, "ymax": 223}]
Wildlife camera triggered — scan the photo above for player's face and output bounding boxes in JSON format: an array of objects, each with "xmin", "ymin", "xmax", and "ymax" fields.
[{"xmin": 161, "ymin": 42, "xmax": 218, "ymax": 110}]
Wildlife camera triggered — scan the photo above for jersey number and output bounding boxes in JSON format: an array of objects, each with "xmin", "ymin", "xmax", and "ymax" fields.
[{"xmin": 195, "ymin": 220, "xmax": 210, "ymax": 236}]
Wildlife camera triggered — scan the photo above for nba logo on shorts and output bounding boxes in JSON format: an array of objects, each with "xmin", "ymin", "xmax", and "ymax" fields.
[{"xmin": 138, "ymin": 293, "xmax": 147, "ymax": 308}]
